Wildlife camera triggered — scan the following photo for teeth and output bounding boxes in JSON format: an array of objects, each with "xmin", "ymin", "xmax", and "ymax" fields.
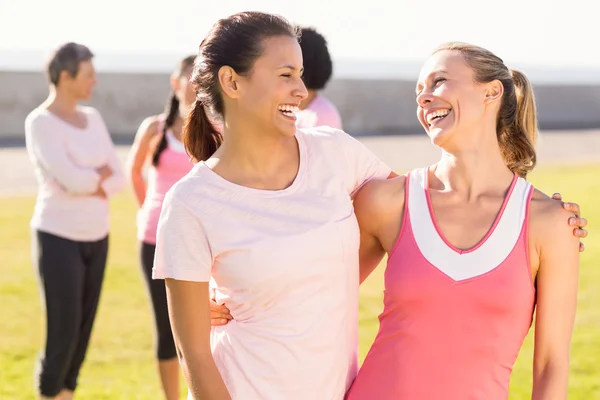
[
  {"xmin": 427, "ymin": 109, "xmax": 451, "ymax": 124},
  {"xmin": 278, "ymin": 104, "xmax": 299, "ymax": 113}
]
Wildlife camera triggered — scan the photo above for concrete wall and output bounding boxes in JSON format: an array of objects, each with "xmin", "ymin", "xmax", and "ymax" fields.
[{"xmin": 2, "ymin": 70, "xmax": 600, "ymax": 141}]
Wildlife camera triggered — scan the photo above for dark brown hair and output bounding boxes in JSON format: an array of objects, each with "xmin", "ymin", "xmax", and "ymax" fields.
[
  {"xmin": 184, "ymin": 11, "xmax": 300, "ymax": 162},
  {"xmin": 433, "ymin": 42, "xmax": 538, "ymax": 178},
  {"xmin": 46, "ymin": 42, "xmax": 94, "ymax": 86},
  {"xmin": 299, "ymin": 27, "xmax": 333, "ymax": 90},
  {"xmin": 152, "ymin": 55, "xmax": 196, "ymax": 166}
]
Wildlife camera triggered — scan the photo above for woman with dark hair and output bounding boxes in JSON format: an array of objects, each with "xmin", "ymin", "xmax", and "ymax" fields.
[
  {"xmin": 153, "ymin": 12, "xmax": 387, "ymax": 399},
  {"xmin": 24, "ymin": 42, "xmax": 126, "ymax": 400},
  {"xmin": 126, "ymin": 55, "xmax": 197, "ymax": 400},
  {"xmin": 295, "ymin": 26, "xmax": 343, "ymax": 129}
]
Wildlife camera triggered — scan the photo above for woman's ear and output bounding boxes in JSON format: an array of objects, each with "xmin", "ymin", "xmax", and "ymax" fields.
[{"xmin": 218, "ymin": 66, "xmax": 240, "ymax": 99}]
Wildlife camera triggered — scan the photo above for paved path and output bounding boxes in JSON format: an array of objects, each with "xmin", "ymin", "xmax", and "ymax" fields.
[{"xmin": 1, "ymin": 130, "xmax": 599, "ymax": 196}]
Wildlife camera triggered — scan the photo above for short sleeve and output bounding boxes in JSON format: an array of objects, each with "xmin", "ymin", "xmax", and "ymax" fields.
[
  {"xmin": 152, "ymin": 191, "xmax": 213, "ymax": 282},
  {"xmin": 331, "ymin": 128, "xmax": 392, "ymax": 198}
]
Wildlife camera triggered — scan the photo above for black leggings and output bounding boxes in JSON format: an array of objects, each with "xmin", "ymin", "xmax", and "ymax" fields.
[
  {"xmin": 32, "ymin": 230, "xmax": 108, "ymax": 397},
  {"xmin": 139, "ymin": 241, "xmax": 177, "ymax": 360}
]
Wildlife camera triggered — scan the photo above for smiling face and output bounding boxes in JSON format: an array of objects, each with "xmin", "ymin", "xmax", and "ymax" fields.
[
  {"xmin": 415, "ymin": 50, "xmax": 491, "ymax": 149},
  {"xmin": 233, "ymin": 35, "xmax": 308, "ymax": 136}
]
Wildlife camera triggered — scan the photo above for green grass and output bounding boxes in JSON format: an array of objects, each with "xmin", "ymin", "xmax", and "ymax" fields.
[{"xmin": 1, "ymin": 164, "xmax": 598, "ymax": 399}]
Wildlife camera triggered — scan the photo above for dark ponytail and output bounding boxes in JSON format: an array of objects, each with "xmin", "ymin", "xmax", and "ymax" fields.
[
  {"xmin": 183, "ymin": 100, "xmax": 222, "ymax": 162},
  {"xmin": 151, "ymin": 93, "xmax": 179, "ymax": 166},
  {"xmin": 152, "ymin": 54, "xmax": 197, "ymax": 166}
]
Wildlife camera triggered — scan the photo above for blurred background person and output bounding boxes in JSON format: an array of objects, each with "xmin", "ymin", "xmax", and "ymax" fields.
[
  {"xmin": 126, "ymin": 54, "xmax": 197, "ymax": 400},
  {"xmin": 295, "ymin": 27, "xmax": 343, "ymax": 130},
  {"xmin": 24, "ymin": 42, "xmax": 126, "ymax": 400}
]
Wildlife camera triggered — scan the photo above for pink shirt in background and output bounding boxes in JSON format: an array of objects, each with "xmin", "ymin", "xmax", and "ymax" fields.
[
  {"xmin": 346, "ymin": 168, "xmax": 536, "ymax": 400},
  {"xmin": 25, "ymin": 106, "xmax": 126, "ymax": 241},
  {"xmin": 153, "ymin": 127, "xmax": 391, "ymax": 400},
  {"xmin": 137, "ymin": 127, "xmax": 194, "ymax": 244},
  {"xmin": 296, "ymin": 94, "xmax": 343, "ymax": 130}
]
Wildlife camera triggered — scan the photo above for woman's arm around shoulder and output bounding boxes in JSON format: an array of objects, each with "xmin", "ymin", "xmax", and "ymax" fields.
[
  {"xmin": 529, "ymin": 189, "xmax": 580, "ymax": 400},
  {"xmin": 354, "ymin": 175, "xmax": 406, "ymax": 284}
]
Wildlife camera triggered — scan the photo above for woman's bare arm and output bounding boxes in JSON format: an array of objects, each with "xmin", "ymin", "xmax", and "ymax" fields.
[
  {"xmin": 166, "ymin": 279, "xmax": 231, "ymax": 400},
  {"xmin": 354, "ymin": 176, "xmax": 406, "ymax": 284},
  {"xmin": 126, "ymin": 117, "xmax": 160, "ymax": 206},
  {"xmin": 531, "ymin": 194, "xmax": 580, "ymax": 400}
]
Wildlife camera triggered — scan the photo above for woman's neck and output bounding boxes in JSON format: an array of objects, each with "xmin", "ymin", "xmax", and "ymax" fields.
[
  {"xmin": 210, "ymin": 120, "xmax": 300, "ymax": 190},
  {"xmin": 43, "ymin": 88, "xmax": 78, "ymax": 113},
  {"xmin": 433, "ymin": 131, "xmax": 514, "ymax": 200}
]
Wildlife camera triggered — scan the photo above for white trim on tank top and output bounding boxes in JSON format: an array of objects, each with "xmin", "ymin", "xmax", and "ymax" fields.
[
  {"xmin": 408, "ymin": 167, "xmax": 531, "ymax": 281},
  {"xmin": 166, "ymin": 129, "xmax": 186, "ymax": 153}
]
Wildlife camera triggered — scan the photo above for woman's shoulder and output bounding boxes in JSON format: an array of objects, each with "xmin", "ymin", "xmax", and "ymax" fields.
[
  {"xmin": 353, "ymin": 175, "xmax": 407, "ymax": 243},
  {"xmin": 529, "ymin": 188, "xmax": 577, "ymax": 245},
  {"xmin": 165, "ymin": 163, "xmax": 212, "ymax": 200},
  {"xmin": 77, "ymin": 105, "xmax": 103, "ymax": 118},
  {"xmin": 296, "ymin": 126, "xmax": 357, "ymax": 148},
  {"xmin": 24, "ymin": 107, "xmax": 57, "ymax": 136},
  {"xmin": 530, "ymin": 188, "xmax": 572, "ymax": 221},
  {"xmin": 138, "ymin": 114, "xmax": 165, "ymax": 138},
  {"xmin": 77, "ymin": 106, "xmax": 108, "ymax": 128},
  {"xmin": 297, "ymin": 127, "xmax": 367, "ymax": 170},
  {"xmin": 354, "ymin": 175, "xmax": 407, "ymax": 214},
  {"xmin": 25, "ymin": 107, "xmax": 51, "ymax": 125}
]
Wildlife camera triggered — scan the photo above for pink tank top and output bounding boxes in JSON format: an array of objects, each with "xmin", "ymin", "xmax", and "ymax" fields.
[
  {"xmin": 346, "ymin": 167, "xmax": 536, "ymax": 400},
  {"xmin": 137, "ymin": 126, "xmax": 193, "ymax": 244}
]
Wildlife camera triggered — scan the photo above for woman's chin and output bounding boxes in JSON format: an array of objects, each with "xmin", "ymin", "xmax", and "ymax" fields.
[{"xmin": 428, "ymin": 127, "xmax": 451, "ymax": 147}]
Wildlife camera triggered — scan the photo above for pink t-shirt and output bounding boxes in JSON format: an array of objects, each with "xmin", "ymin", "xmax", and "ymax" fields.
[
  {"xmin": 25, "ymin": 106, "xmax": 127, "ymax": 241},
  {"xmin": 296, "ymin": 94, "xmax": 343, "ymax": 130},
  {"xmin": 137, "ymin": 129, "xmax": 193, "ymax": 244},
  {"xmin": 153, "ymin": 127, "xmax": 391, "ymax": 400}
]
